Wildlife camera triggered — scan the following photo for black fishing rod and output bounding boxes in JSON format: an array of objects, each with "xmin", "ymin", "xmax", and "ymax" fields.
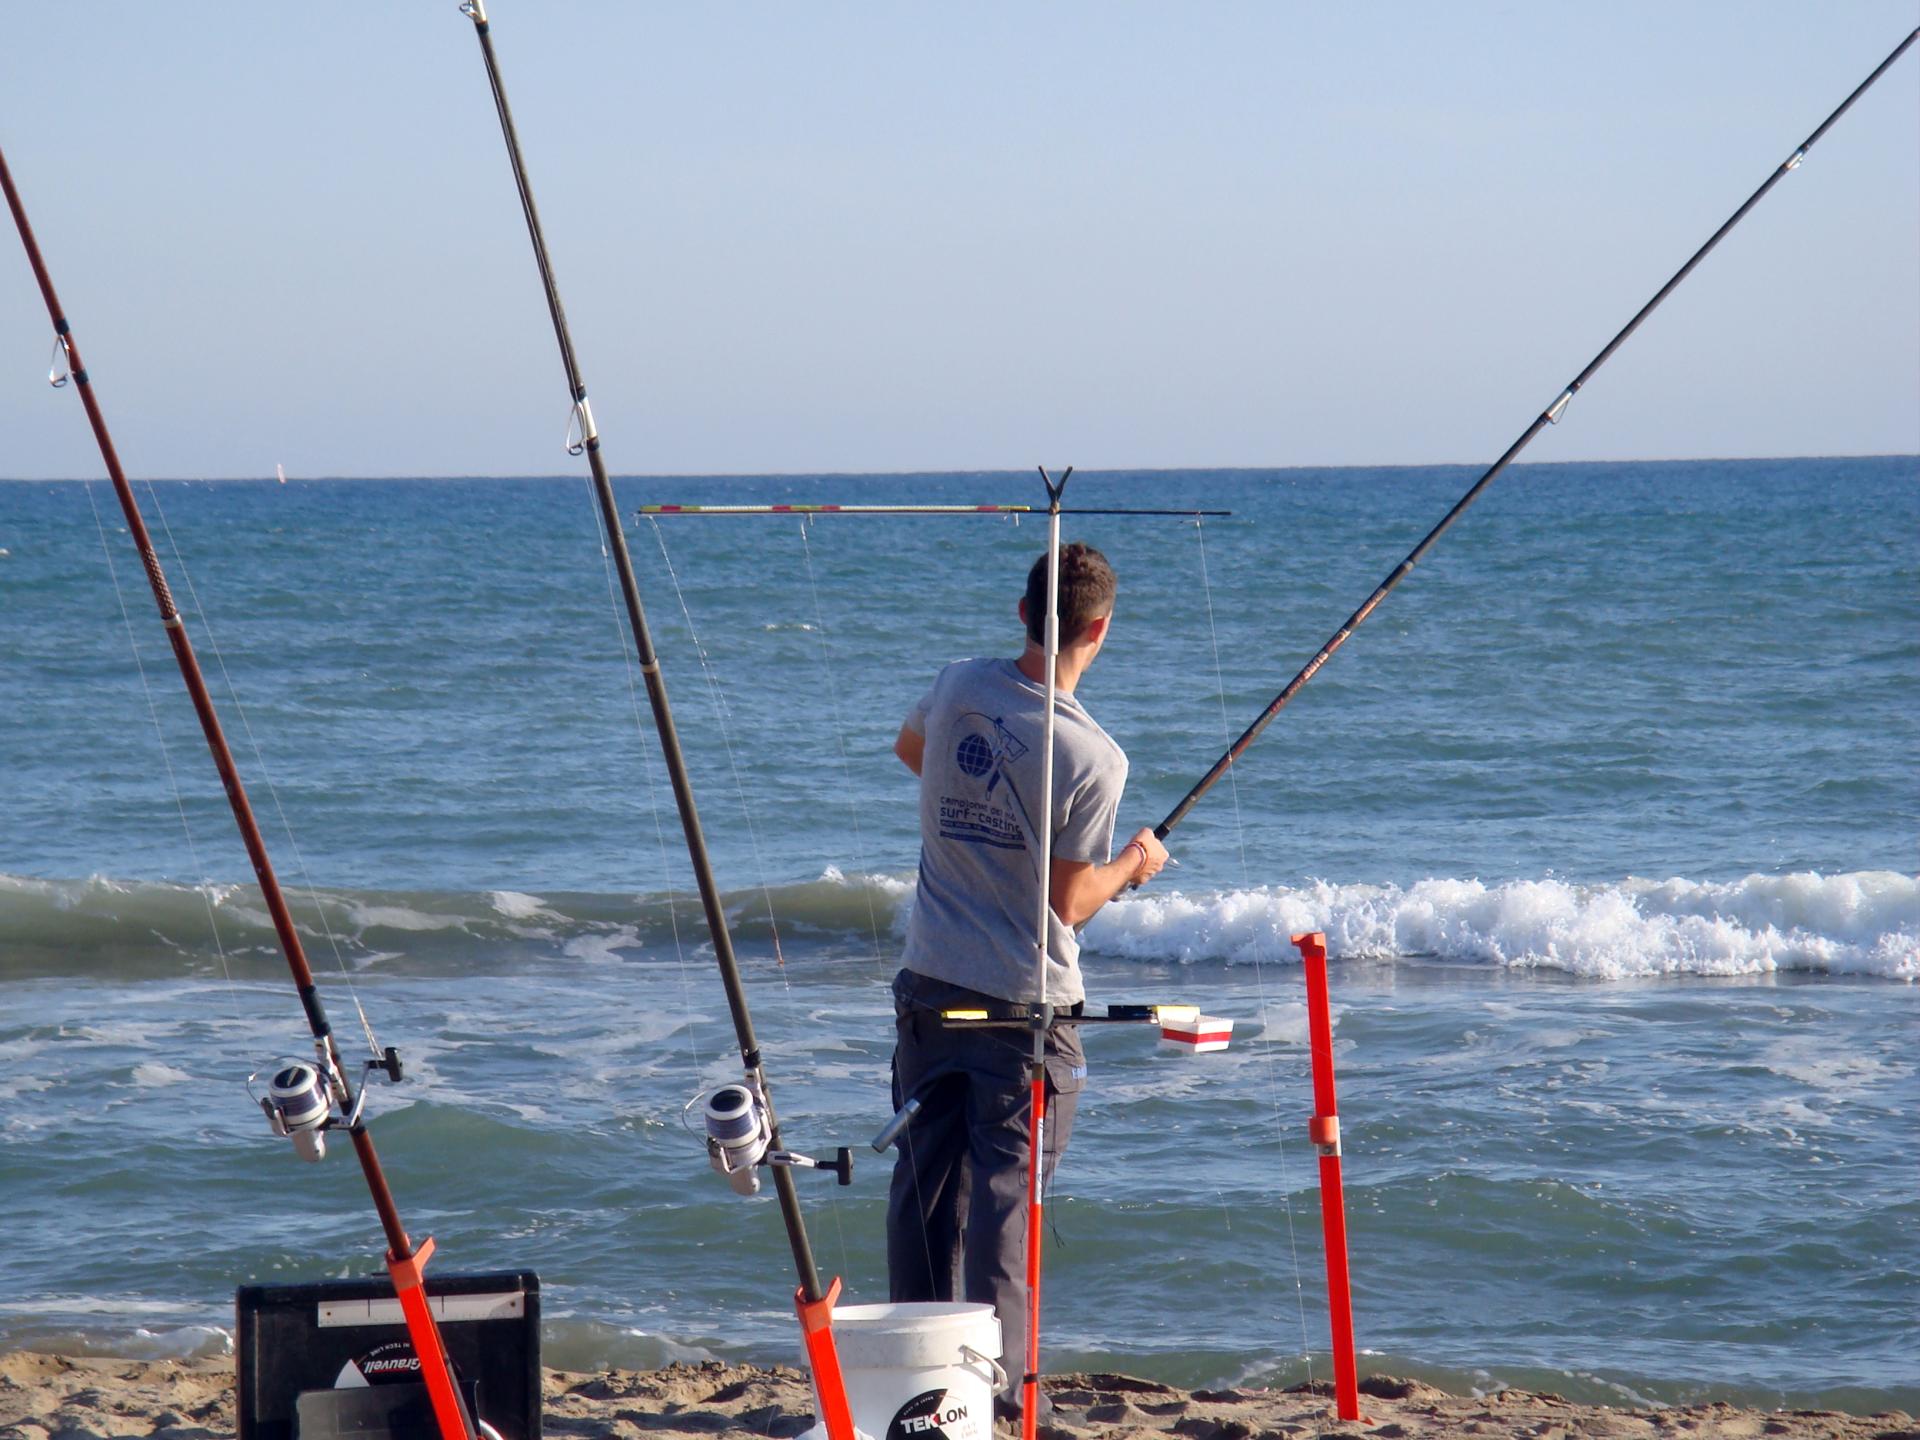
[
  {"xmin": 1, "ymin": 142, "xmax": 475, "ymax": 1440},
  {"xmin": 1154, "ymin": 27, "xmax": 1920, "ymax": 842},
  {"xmin": 452, "ymin": 7, "xmax": 856, "ymax": 1433}
]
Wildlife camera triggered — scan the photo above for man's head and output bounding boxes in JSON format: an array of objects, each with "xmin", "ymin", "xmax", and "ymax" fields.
[{"xmin": 1021, "ymin": 542, "xmax": 1116, "ymax": 648}]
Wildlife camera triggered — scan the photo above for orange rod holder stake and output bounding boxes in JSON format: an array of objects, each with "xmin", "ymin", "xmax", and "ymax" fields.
[
  {"xmin": 386, "ymin": 1238, "xmax": 475, "ymax": 1440},
  {"xmin": 795, "ymin": 1279, "xmax": 855, "ymax": 1440},
  {"xmin": 1292, "ymin": 931, "xmax": 1366, "ymax": 1425}
]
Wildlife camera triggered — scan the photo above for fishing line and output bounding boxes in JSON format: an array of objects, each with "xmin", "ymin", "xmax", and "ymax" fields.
[
  {"xmin": 896, "ymin": 1108, "xmax": 942, "ymax": 1316},
  {"xmin": 457, "ymin": 15, "xmax": 854, "ymax": 1418},
  {"xmin": 583, "ymin": 479, "xmax": 706, "ymax": 1076},
  {"xmin": 645, "ymin": 516, "xmax": 790, "ymax": 975},
  {"xmin": 643, "ymin": 516, "xmax": 864, "ymax": 1279},
  {"xmin": 796, "ymin": 517, "xmax": 890, "ymax": 975},
  {"xmin": 670, "ymin": 494, "xmax": 1244, "ymax": 1395},
  {"xmin": 615, "ymin": 497, "xmax": 834, "ymax": 1271},
  {"xmin": 792, "ymin": 515, "xmax": 933, "ymax": 1291},
  {"xmin": 1191, "ymin": 516, "xmax": 1322, "ymax": 1421},
  {"xmin": 81, "ymin": 480, "xmax": 249, "ymax": 1039},
  {"xmin": 1152, "ymin": 23, "xmax": 1920, "ymax": 841},
  {"xmin": 138, "ymin": 482, "xmax": 381, "ymax": 1056},
  {"xmin": 5, "ymin": 138, "xmax": 475, "ymax": 1440},
  {"xmin": 1138, "ymin": 34, "xmax": 1920, "ymax": 1406},
  {"xmin": 822, "ymin": 1167, "xmax": 855, "ymax": 1311},
  {"xmin": 798, "ymin": 506, "xmax": 1067, "ymax": 1320}
]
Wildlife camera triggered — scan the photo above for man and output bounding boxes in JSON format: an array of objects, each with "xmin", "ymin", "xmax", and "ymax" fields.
[{"xmin": 887, "ymin": 542, "xmax": 1171, "ymax": 1419}]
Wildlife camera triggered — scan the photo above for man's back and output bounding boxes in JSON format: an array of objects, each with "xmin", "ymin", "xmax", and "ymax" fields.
[{"xmin": 901, "ymin": 656, "xmax": 1126, "ymax": 1006}]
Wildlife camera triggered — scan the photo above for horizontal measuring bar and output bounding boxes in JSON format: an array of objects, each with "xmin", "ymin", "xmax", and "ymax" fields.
[{"xmin": 637, "ymin": 504, "xmax": 1230, "ymax": 517}]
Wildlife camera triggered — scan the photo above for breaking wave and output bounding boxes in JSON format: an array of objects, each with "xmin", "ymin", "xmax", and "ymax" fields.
[
  {"xmin": 2, "ymin": 867, "xmax": 1911, "ymax": 982},
  {"xmin": 1085, "ymin": 870, "xmax": 1919, "ymax": 981}
]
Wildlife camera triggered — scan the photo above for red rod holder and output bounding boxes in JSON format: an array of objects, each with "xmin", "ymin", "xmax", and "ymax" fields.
[
  {"xmin": 385, "ymin": 1237, "xmax": 477, "ymax": 1440},
  {"xmin": 1021, "ymin": 1065, "xmax": 1049, "ymax": 1440},
  {"xmin": 794, "ymin": 1278, "xmax": 856, "ymax": 1440},
  {"xmin": 1292, "ymin": 931, "xmax": 1366, "ymax": 1425}
]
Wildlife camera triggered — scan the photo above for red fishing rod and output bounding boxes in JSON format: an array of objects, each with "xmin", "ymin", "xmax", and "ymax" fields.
[
  {"xmin": 2, "ymin": 141, "xmax": 477, "ymax": 1440},
  {"xmin": 452, "ymin": 7, "xmax": 857, "ymax": 1436},
  {"xmin": 1153, "ymin": 25, "xmax": 1920, "ymax": 842}
]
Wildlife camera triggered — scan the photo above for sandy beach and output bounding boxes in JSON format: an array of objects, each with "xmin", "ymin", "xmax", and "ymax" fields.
[{"xmin": 3, "ymin": 1352, "xmax": 1912, "ymax": 1440}]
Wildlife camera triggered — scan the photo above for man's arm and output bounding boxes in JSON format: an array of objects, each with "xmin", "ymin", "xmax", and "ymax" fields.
[
  {"xmin": 894, "ymin": 723, "xmax": 925, "ymax": 776},
  {"xmin": 1050, "ymin": 827, "xmax": 1169, "ymax": 928}
]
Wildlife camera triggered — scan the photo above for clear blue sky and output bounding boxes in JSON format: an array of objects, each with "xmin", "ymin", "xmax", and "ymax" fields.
[{"xmin": 3, "ymin": 3, "xmax": 1915, "ymax": 478}]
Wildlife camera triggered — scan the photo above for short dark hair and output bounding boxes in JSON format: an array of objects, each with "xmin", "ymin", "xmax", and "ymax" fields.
[{"xmin": 1024, "ymin": 543, "xmax": 1116, "ymax": 646}]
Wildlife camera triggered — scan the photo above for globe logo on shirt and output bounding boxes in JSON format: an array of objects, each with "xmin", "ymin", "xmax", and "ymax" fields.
[{"xmin": 955, "ymin": 732, "xmax": 995, "ymax": 778}]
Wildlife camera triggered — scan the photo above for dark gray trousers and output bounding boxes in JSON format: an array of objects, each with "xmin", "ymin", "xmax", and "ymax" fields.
[{"xmin": 885, "ymin": 968, "xmax": 1085, "ymax": 1371}]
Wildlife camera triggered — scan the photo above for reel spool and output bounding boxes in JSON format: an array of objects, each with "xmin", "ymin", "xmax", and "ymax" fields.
[
  {"xmin": 704, "ymin": 1083, "xmax": 772, "ymax": 1195},
  {"xmin": 262, "ymin": 1062, "xmax": 332, "ymax": 1163}
]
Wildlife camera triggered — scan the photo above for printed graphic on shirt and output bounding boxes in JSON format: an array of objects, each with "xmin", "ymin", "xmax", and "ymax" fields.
[{"xmin": 938, "ymin": 711, "xmax": 1033, "ymax": 856}]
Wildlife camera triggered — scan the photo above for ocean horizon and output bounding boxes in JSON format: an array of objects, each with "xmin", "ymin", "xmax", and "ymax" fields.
[{"xmin": 4, "ymin": 451, "xmax": 1917, "ymax": 484}]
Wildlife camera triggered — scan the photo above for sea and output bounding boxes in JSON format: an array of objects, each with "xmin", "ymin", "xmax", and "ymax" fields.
[{"xmin": 1, "ymin": 459, "xmax": 1915, "ymax": 1415}]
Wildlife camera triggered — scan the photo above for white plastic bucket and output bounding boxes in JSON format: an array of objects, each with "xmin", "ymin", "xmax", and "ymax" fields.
[{"xmin": 802, "ymin": 1301, "xmax": 1005, "ymax": 1440}]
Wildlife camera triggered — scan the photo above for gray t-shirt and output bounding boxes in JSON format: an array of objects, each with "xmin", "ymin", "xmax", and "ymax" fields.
[{"xmin": 900, "ymin": 657, "xmax": 1128, "ymax": 1005}]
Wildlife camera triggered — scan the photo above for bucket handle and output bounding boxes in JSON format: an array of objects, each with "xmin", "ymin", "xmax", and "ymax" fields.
[{"xmin": 960, "ymin": 1343, "xmax": 1009, "ymax": 1396}]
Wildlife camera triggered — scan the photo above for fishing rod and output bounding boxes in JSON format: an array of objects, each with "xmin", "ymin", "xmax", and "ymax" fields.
[
  {"xmin": 1, "ymin": 144, "xmax": 476, "ymax": 1440},
  {"xmin": 639, "ymin": 502, "xmax": 1231, "ymax": 517},
  {"xmin": 1153, "ymin": 25, "xmax": 1920, "ymax": 843},
  {"xmin": 452, "ymin": 7, "xmax": 857, "ymax": 1436}
]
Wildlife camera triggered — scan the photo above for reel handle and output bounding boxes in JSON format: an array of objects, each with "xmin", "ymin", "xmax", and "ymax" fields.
[{"xmin": 767, "ymin": 1147, "xmax": 856, "ymax": 1185}]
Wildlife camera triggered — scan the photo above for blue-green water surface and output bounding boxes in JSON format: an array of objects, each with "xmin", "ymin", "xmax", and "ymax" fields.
[{"xmin": 1, "ymin": 461, "xmax": 1915, "ymax": 1412}]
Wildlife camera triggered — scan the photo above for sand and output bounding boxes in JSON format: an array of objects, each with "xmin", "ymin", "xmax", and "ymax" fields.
[{"xmin": 2, "ymin": 1351, "xmax": 1913, "ymax": 1440}]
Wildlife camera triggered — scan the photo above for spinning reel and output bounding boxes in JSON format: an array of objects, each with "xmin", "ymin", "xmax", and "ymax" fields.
[
  {"xmin": 250, "ymin": 1045, "xmax": 405, "ymax": 1163},
  {"xmin": 699, "ymin": 1081, "xmax": 852, "ymax": 1196}
]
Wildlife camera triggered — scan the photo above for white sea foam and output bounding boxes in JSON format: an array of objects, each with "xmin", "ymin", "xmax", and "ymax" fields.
[
  {"xmin": 488, "ymin": 889, "xmax": 559, "ymax": 921},
  {"xmin": 342, "ymin": 902, "xmax": 466, "ymax": 933},
  {"xmin": 0, "ymin": 1075, "xmax": 53, "ymax": 1107},
  {"xmin": 130, "ymin": 1062, "xmax": 195, "ymax": 1088},
  {"xmin": 819, "ymin": 865, "xmax": 913, "ymax": 898},
  {"xmin": 1253, "ymin": 1000, "xmax": 1312, "ymax": 1046},
  {"xmin": 1084, "ymin": 870, "xmax": 1919, "ymax": 981},
  {"xmin": 67, "ymin": 1023, "xmax": 153, "ymax": 1046},
  {"xmin": 1759, "ymin": 1034, "xmax": 1912, "ymax": 1099},
  {"xmin": 561, "ymin": 925, "xmax": 645, "ymax": 964},
  {"xmin": 0, "ymin": 1295, "xmax": 192, "ymax": 1317}
]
